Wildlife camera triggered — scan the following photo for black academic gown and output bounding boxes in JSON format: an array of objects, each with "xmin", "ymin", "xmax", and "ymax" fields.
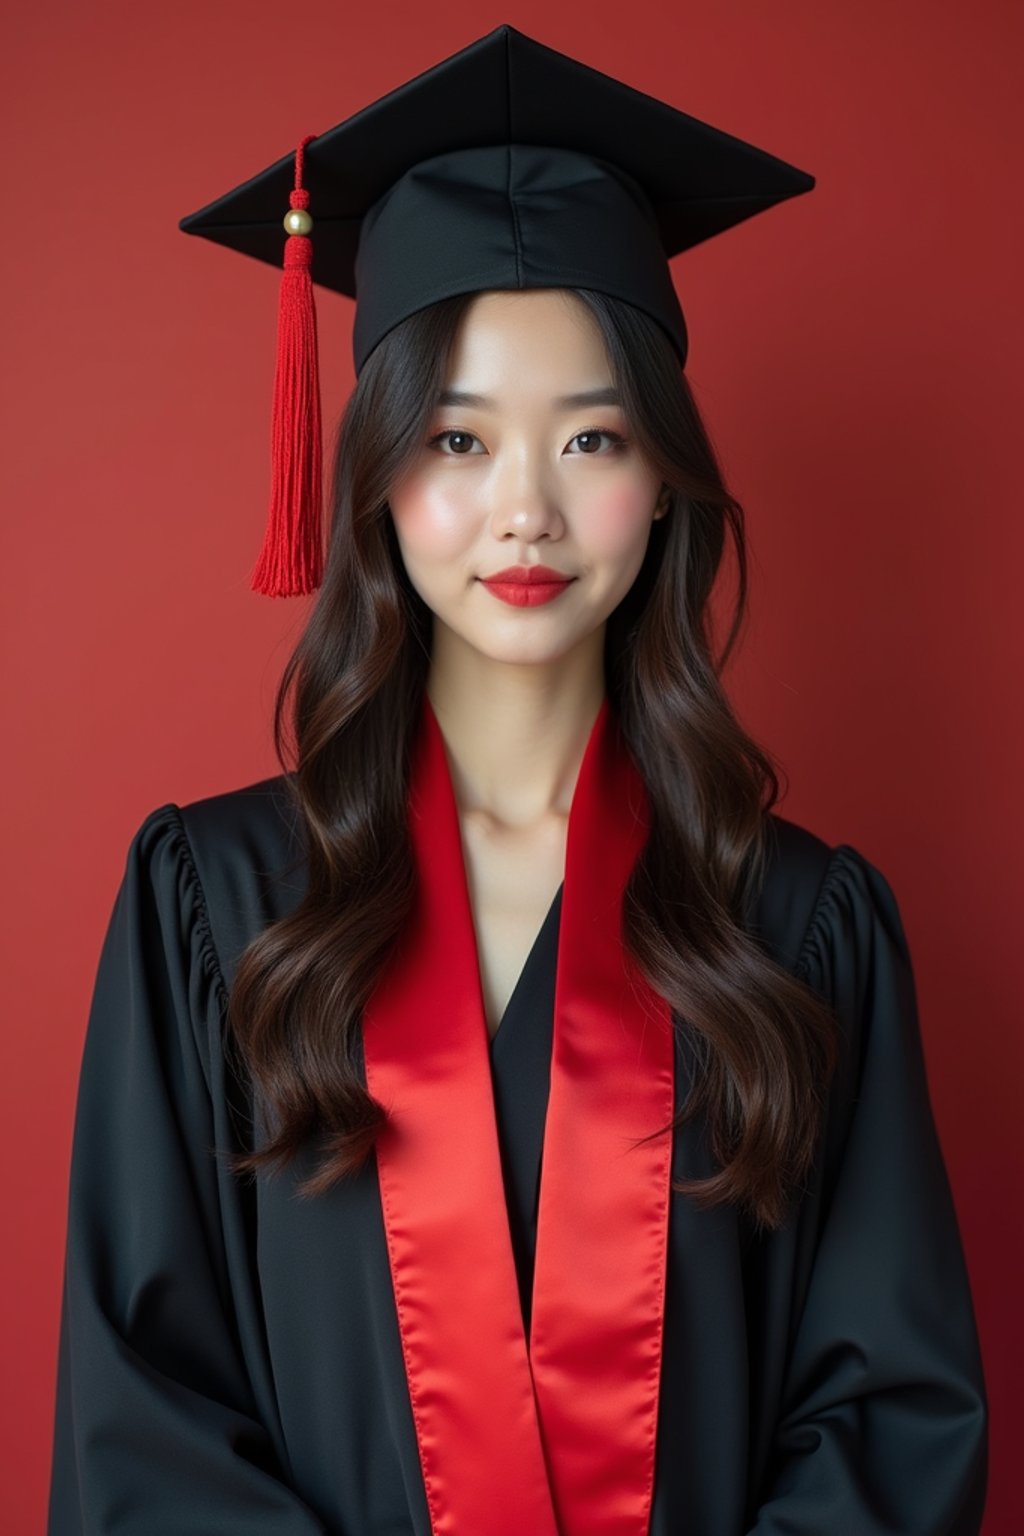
[{"xmin": 47, "ymin": 778, "xmax": 989, "ymax": 1535}]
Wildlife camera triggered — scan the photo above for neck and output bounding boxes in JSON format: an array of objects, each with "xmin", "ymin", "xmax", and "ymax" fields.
[{"xmin": 424, "ymin": 629, "xmax": 606, "ymax": 830}]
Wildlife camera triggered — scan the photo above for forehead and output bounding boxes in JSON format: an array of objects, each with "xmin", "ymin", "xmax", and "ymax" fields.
[{"xmin": 443, "ymin": 290, "xmax": 613, "ymax": 391}]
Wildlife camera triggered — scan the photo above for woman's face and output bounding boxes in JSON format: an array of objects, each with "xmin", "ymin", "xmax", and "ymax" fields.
[{"xmin": 387, "ymin": 289, "xmax": 668, "ymax": 670}]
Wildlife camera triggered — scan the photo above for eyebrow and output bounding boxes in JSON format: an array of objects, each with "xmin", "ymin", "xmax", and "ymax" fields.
[{"xmin": 436, "ymin": 386, "xmax": 622, "ymax": 410}]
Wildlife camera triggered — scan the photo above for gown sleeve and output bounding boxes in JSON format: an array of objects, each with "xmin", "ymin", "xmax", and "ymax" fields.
[
  {"xmin": 47, "ymin": 805, "xmax": 328, "ymax": 1535},
  {"xmin": 748, "ymin": 845, "xmax": 989, "ymax": 1534}
]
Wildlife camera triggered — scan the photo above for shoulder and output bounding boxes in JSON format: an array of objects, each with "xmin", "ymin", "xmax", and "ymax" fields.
[
  {"xmin": 755, "ymin": 814, "xmax": 922, "ymax": 1167},
  {"xmin": 752, "ymin": 811, "xmax": 905, "ymax": 982},
  {"xmin": 175, "ymin": 772, "xmax": 302, "ymax": 866},
  {"xmin": 129, "ymin": 773, "xmax": 307, "ymax": 990}
]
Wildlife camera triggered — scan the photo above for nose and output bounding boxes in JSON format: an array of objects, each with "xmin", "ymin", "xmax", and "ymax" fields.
[{"xmin": 490, "ymin": 459, "xmax": 565, "ymax": 543}]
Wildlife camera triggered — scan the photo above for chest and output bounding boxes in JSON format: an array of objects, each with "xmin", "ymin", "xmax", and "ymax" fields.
[{"xmin": 458, "ymin": 809, "xmax": 568, "ymax": 1040}]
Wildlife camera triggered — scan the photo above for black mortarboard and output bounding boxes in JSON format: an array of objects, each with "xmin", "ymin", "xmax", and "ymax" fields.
[{"xmin": 179, "ymin": 23, "xmax": 815, "ymax": 597}]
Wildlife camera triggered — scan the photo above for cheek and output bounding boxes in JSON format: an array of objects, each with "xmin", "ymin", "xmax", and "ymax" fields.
[
  {"xmin": 577, "ymin": 479, "xmax": 657, "ymax": 561},
  {"xmin": 390, "ymin": 477, "xmax": 473, "ymax": 565}
]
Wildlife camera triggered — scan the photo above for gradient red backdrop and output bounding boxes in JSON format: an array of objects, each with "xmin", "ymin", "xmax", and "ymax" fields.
[{"xmin": 3, "ymin": 3, "xmax": 1021, "ymax": 1532}]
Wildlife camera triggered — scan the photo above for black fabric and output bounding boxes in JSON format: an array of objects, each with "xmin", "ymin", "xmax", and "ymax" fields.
[
  {"xmin": 177, "ymin": 24, "xmax": 815, "ymax": 374},
  {"xmin": 488, "ymin": 881, "xmax": 561, "ymax": 1338},
  {"xmin": 47, "ymin": 777, "xmax": 988, "ymax": 1534}
]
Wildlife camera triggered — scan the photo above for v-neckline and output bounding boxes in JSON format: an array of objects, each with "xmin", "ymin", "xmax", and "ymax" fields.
[{"xmin": 488, "ymin": 880, "xmax": 565, "ymax": 1050}]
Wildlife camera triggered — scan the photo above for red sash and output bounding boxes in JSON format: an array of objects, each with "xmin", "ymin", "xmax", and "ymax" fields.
[{"xmin": 361, "ymin": 692, "xmax": 676, "ymax": 1535}]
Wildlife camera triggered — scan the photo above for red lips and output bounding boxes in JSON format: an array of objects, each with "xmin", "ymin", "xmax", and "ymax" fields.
[{"xmin": 479, "ymin": 566, "xmax": 576, "ymax": 608}]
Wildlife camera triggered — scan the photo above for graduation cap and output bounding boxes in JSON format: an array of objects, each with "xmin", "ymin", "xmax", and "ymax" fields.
[{"xmin": 179, "ymin": 23, "xmax": 815, "ymax": 597}]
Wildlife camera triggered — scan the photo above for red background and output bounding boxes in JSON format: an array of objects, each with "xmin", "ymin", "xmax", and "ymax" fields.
[{"xmin": 3, "ymin": 3, "xmax": 1021, "ymax": 1532}]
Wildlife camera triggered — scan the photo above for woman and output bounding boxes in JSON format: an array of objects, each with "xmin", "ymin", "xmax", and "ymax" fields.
[{"xmin": 48, "ymin": 24, "xmax": 988, "ymax": 1536}]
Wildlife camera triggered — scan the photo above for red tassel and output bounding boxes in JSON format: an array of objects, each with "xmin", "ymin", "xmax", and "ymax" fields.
[{"xmin": 251, "ymin": 134, "xmax": 324, "ymax": 597}]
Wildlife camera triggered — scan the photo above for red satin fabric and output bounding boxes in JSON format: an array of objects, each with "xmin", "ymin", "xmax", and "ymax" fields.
[{"xmin": 361, "ymin": 693, "xmax": 676, "ymax": 1535}]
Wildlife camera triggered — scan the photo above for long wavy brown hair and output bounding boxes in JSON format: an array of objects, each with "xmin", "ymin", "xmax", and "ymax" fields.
[{"xmin": 224, "ymin": 287, "xmax": 841, "ymax": 1233}]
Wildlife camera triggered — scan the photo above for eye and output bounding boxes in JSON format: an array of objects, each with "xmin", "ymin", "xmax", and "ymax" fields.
[
  {"xmin": 426, "ymin": 429, "xmax": 483, "ymax": 455},
  {"xmin": 568, "ymin": 428, "xmax": 627, "ymax": 455}
]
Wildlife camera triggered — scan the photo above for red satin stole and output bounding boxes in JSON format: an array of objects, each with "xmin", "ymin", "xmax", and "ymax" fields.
[{"xmin": 361, "ymin": 692, "xmax": 676, "ymax": 1536}]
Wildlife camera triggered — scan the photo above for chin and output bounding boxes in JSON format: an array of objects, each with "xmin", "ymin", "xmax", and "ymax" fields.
[{"xmin": 495, "ymin": 632, "xmax": 589, "ymax": 666}]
